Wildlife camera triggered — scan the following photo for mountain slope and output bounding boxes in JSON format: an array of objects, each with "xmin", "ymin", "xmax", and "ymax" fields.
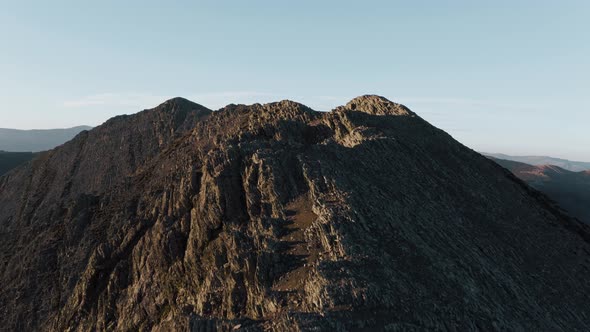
[
  {"xmin": 0, "ymin": 126, "xmax": 93, "ymax": 152},
  {"xmin": 1, "ymin": 96, "xmax": 590, "ymax": 331},
  {"xmin": 0, "ymin": 97, "xmax": 212, "ymax": 330},
  {"xmin": 484, "ymin": 153, "xmax": 590, "ymax": 172},
  {"xmin": 0, "ymin": 151, "xmax": 36, "ymax": 176},
  {"xmin": 491, "ymin": 157, "xmax": 590, "ymax": 224}
]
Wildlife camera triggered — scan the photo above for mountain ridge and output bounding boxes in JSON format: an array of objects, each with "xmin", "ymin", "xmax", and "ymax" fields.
[
  {"xmin": 0, "ymin": 125, "xmax": 92, "ymax": 131},
  {"xmin": 483, "ymin": 152, "xmax": 590, "ymax": 172}
]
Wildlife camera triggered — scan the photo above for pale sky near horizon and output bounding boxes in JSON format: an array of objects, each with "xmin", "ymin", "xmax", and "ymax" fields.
[{"xmin": 1, "ymin": 1, "xmax": 589, "ymax": 160}]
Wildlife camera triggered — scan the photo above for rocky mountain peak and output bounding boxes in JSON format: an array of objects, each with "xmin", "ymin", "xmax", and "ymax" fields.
[
  {"xmin": 151, "ymin": 97, "xmax": 212, "ymax": 123},
  {"xmin": 261, "ymin": 100, "xmax": 316, "ymax": 118},
  {"xmin": 342, "ymin": 94, "xmax": 415, "ymax": 116},
  {"xmin": 158, "ymin": 96, "xmax": 208, "ymax": 111},
  {"xmin": 1, "ymin": 96, "xmax": 590, "ymax": 331}
]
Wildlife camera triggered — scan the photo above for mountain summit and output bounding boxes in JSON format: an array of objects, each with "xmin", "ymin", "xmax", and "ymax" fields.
[
  {"xmin": 1, "ymin": 96, "xmax": 589, "ymax": 331},
  {"xmin": 343, "ymin": 94, "xmax": 415, "ymax": 116}
]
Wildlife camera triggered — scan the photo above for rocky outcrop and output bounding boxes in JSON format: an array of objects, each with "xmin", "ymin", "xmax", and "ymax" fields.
[
  {"xmin": 339, "ymin": 95, "xmax": 415, "ymax": 116},
  {"xmin": 1, "ymin": 95, "xmax": 590, "ymax": 331}
]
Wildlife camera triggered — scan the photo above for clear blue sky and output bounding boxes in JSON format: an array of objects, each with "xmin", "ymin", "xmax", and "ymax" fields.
[{"xmin": 1, "ymin": 1, "xmax": 589, "ymax": 160}]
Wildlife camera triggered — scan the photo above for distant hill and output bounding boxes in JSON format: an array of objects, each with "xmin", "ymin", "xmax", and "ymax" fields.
[
  {"xmin": 483, "ymin": 153, "xmax": 590, "ymax": 172},
  {"xmin": 0, "ymin": 151, "xmax": 36, "ymax": 176},
  {"xmin": 490, "ymin": 157, "xmax": 590, "ymax": 224},
  {"xmin": 0, "ymin": 126, "xmax": 92, "ymax": 152}
]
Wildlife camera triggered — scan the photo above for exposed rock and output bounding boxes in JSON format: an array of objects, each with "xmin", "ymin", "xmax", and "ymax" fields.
[
  {"xmin": 340, "ymin": 94, "xmax": 415, "ymax": 116},
  {"xmin": 1, "ymin": 96, "xmax": 590, "ymax": 331}
]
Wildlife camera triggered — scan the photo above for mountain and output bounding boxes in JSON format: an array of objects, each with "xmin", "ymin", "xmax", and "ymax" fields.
[
  {"xmin": 1, "ymin": 96, "xmax": 590, "ymax": 331},
  {"xmin": 0, "ymin": 151, "xmax": 36, "ymax": 176},
  {"xmin": 483, "ymin": 153, "xmax": 590, "ymax": 172},
  {"xmin": 490, "ymin": 157, "xmax": 590, "ymax": 224},
  {"xmin": 0, "ymin": 126, "xmax": 92, "ymax": 152}
]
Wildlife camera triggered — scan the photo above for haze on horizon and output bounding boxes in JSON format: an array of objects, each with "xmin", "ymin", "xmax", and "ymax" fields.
[{"xmin": 1, "ymin": 1, "xmax": 589, "ymax": 160}]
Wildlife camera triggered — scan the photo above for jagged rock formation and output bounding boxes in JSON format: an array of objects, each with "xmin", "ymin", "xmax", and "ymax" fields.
[
  {"xmin": 491, "ymin": 157, "xmax": 590, "ymax": 224},
  {"xmin": 1, "ymin": 95, "xmax": 590, "ymax": 331}
]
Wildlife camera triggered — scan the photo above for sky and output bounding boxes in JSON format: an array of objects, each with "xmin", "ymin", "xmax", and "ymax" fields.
[{"xmin": 1, "ymin": 1, "xmax": 589, "ymax": 160}]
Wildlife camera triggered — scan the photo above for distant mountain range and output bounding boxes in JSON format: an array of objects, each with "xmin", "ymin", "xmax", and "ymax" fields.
[
  {"xmin": 483, "ymin": 153, "xmax": 590, "ymax": 172},
  {"xmin": 0, "ymin": 126, "xmax": 92, "ymax": 152},
  {"xmin": 490, "ymin": 157, "xmax": 590, "ymax": 224}
]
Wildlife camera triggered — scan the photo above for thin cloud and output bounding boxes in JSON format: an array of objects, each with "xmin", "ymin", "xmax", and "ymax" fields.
[
  {"xmin": 63, "ymin": 92, "xmax": 277, "ymax": 110},
  {"xmin": 63, "ymin": 93, "xmax": 166, "ymax": 108},
  {"xmin": 63, "ymin": 93, "xmax": 540, "ymax": 115},
  {"xmin": 186, "ymin": 91, "xmax": 277, "ymax": 109},
  {"xmin": 397, "ymin": 97, "xmax": 541, "ymax": 113}
]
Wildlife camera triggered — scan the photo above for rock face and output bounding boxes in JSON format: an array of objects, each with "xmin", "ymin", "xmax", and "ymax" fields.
[
  {"xmin": 491, "ymin": 157, "xmax": 590, "ymax": 224},
  {"xmin": 1, "ymin": 95, "xmax": 590, "ymax": 331}
]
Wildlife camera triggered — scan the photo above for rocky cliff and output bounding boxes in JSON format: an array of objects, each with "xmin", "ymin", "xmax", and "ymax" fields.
[{"xmin": 1, "ymin": 96, "xmax": 590, "ymax": 331}]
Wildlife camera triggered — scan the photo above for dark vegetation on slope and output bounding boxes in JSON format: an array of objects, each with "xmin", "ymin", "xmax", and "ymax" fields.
[{"xmin": 0, "ymin": 151, "xmax": 36, "ymax": 176}]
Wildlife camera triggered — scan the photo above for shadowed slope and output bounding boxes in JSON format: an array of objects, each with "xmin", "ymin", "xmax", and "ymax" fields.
[
  {"xmin": 0, "ymin": 151, "xmax": 36, "ymax": 176},
  {"xmin": 491, "ymin": 157, "xmax": 590, "ymax": 224}
]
